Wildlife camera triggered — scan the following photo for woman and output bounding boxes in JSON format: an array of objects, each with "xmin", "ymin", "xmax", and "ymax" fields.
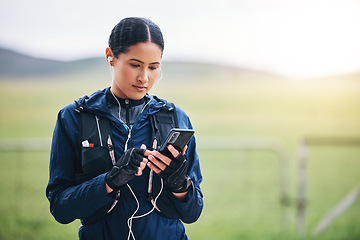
[{"xmin": 46, "ymin": 17, "xmax": 203, "ymax": 240}]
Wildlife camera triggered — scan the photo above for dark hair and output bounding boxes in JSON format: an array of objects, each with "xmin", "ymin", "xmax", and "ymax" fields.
[{"xmin": 108, "ymin": 17, "xmax": 164, "ymax": 58}]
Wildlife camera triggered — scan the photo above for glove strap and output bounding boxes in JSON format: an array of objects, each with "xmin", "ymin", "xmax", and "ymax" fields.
[{"xmin": 171, "ymin": 175, "xmax": 192, "ymax": 193}]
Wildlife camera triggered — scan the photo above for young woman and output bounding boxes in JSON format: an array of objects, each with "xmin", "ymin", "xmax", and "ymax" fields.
[{"xmin": 46, "ymin": 17, "xmax": 203, "ymax": 240}]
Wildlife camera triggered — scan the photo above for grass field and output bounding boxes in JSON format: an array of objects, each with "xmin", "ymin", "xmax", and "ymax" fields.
[{"xmin": 0, "ymin": 66, "xmax": 360, "ymax": 239}]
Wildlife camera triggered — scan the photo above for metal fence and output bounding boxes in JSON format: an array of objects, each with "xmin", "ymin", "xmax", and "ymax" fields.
[{"xmin": 0, "ymin": 136, "xmax": 292, "ymax": 239}]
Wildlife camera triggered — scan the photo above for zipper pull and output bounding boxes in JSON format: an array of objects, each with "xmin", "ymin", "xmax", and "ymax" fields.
[
  {"xmin": 125, "ymin": 99, "xmax": 130, "ymax": 128},
  {"xmin": 95, "ymin": 115, "xmax": 103, "ymax": 146}
]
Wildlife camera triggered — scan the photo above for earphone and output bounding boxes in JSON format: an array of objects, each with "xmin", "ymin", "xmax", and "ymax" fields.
[{"xmin": 108, "ymin": 56, "xmax": 114, "ymax": 74}]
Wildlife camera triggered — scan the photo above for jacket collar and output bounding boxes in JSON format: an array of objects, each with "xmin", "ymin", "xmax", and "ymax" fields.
[
  {"xmin": 106, "ymin": 89, "xmax": 146, "ymax": 108},
  {"xmin": 75, "ymin": 87, "xmax": 168, "ymax": 119}
]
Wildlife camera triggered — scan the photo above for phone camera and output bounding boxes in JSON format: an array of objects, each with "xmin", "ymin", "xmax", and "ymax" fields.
[{"xmin": 168, "ymin": 132, "xmax": 180, "ymax": 144}]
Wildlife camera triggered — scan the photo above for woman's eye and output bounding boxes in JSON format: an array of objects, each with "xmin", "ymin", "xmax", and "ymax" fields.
[
  {"xmin": 149, "ymin": 66, "xmax": 157, "ymax": 70},
  {"xmin": 130, "ymin": 64, "xmax": 140, "ymax": 68}
]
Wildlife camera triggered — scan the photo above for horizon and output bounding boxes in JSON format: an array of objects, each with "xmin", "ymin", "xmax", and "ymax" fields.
[{"xmin": 2, "ymin": 43, "xmax": 360, "ymax": 80}]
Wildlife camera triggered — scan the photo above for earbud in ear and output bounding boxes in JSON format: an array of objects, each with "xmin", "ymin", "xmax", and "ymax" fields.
[{"xmin": 108, "ymin": 56, "xmax": 113, "ymax": 62}]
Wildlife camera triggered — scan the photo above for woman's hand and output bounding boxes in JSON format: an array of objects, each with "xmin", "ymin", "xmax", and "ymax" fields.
[
  {"xmin": 105, "ymin": 144, "xmax": 148, "ymax": 194},
  {"xmin": 145, "ymin": 145, "xmax": 190, "ymax": 201},
  {"xmin": 135, "ymin": 144, "xmax": 149, "ymax": 176},
  {"xmin": 145, "ymin": 145, "xmax": 187, "ymax": 173}
]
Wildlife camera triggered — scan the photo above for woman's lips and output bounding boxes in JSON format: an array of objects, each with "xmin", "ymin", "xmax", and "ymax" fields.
[{"xmin": 133, "ymin": 85, "xmax": 147, "ymax": 91}]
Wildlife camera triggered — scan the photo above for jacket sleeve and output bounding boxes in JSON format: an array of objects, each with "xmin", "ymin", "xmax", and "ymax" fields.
[
  {"xmin": 172, "ymin": 107, "xmax": 204, "ymax": 223},
  {"xmin": 46, "ymin": 107, "xmax": 115, "ymax": 224}
]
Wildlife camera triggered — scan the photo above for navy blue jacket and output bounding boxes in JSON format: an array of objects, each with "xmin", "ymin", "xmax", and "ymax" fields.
[{"xmin": 46, "ymin": 88, "xmax": 203, "ymax": 240}]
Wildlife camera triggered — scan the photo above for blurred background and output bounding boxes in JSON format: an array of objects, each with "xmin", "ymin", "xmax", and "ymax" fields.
[{"xmin": 1, "ymin": 0, "xmax": 360, "ymax": 239}]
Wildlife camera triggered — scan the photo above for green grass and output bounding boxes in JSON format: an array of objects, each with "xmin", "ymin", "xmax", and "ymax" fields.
[
  {"xmin": 0, "ymin": 69, "xmax": 360, "ymax": 239},
  {"xmin": 0, "ymin": 151, "xmax": 80, "ymax": 240}
]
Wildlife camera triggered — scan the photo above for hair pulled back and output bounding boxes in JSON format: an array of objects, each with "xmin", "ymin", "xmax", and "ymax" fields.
[{"xmin": 108, "ymin": 17, "xmax": 164, "ymax": 58}]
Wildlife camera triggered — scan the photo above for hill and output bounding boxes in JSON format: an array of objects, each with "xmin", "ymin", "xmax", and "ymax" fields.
[
  {"xmin": 0, "ymin": 47, "xmax": 106, "ymax": 77},
  {"xmin": 0, "ymin": 47, "xmax": 285, "ymax": 82}
]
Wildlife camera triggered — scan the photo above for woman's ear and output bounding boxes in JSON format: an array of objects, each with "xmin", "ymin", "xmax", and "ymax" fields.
[{"xmin": 105, "ymin": 47, "xmax": 114, "ymax": 66}]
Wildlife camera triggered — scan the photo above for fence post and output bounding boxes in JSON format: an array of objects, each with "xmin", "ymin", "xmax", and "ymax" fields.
[{"xmin": 297, "ymin": 138, "xmax": 307, "ymax": 236}]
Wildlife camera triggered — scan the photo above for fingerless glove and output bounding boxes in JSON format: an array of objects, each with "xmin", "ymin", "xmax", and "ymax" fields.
[
  {"xmin": 158, "ymin": 153, "xmax": 189, "ymax": 192},
  {"xmin": 105, "ymin": 148, "xmax": 145, "ymax": 190}
]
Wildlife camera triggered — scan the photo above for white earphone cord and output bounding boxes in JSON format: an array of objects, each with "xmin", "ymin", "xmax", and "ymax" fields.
[
  {"xmin": 108, "ymin": 57, "xmax": 164, "ymax": 240},
  {"xmin": 149, "ymin": 68, "xmax": 163, "ymax": 95},
  {"xmin": 126, "ymin": 179, "xmax": 164, "ymax": 240}
]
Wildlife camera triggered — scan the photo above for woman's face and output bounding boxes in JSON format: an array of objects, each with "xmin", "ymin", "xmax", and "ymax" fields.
[{"xmin": 109, "ymin": 42, "xmax": 162, "ymax": 100}]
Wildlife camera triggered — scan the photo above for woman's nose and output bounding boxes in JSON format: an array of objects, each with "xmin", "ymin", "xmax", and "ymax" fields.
[{"xmin": 138, "ymin": 69, "xmax": 149, "ymax": 83}]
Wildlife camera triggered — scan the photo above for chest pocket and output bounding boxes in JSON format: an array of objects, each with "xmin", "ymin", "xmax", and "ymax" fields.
[{"xmin": 75, "ymin": 111, "xmax": 113, "ymax": 185}]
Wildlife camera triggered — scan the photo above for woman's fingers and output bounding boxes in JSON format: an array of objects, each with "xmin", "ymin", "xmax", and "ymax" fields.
[
  {"xmin": 135, "ymin": 144, "xmax": 148, "ymax": 176},
  {"xmin": 144, "ymin": 144, "xmax": 187, "ymax": 174},
  {"xmin": 135, "ymin": 158, "xmax": 148, "ymax": 176},
  {"xmin": 148, "ymin": 150, "xmax": 172, "ymax": 166},
  {"xmin": 147, "ymin": 155, "xmax": 167, "ymax": 171},
  {"xmin": 147, "ymin": 160, "xmax": 161, "ymax": 174},
  {"xmin": 182, "ymin": 145, "xmax": 188, "ymax": 155},
  {"xmin": 166, "ymin": 145, "xmax": 180, "ymax": 158}
]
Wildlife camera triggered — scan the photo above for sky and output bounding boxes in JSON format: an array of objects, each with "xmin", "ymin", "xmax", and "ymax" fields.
[{"xmin": 1, "ymin": 0, "xmax": 360, "ymax": 79}]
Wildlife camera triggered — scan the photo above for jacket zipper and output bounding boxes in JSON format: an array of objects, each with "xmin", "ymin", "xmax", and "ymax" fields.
[
  {"xmin": 110, "ymin": 95, "xmax": 154, "ymax": 152},
  {"xmin": 124, "ymin": 99, "xmax": 130, "ymax": 151},
  {"xmin": 125, "ymin": 99, "xmax": 130, "ymax": 129}
]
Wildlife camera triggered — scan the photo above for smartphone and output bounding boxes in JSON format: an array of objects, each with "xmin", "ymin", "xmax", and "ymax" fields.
[{"xmin": 158, "ymin": 128, "xmax": 195, "ymax": 158}]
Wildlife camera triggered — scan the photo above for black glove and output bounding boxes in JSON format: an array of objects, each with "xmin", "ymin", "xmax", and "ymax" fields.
[
  {"xmin": 105, "ymin": 148, "xmax": 145, "ymax": 190},
  {"xmin": 158, "ymin": 153, "xmax": 189, "ymax": 192}
]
